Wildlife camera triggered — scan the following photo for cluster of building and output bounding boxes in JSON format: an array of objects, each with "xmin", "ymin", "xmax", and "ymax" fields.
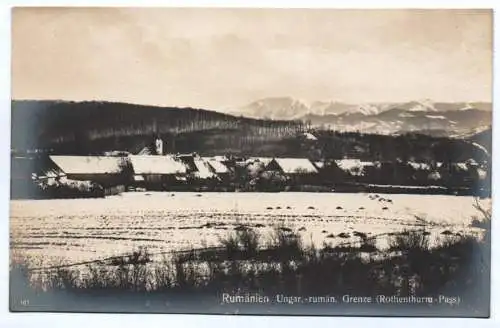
[
  {"xmin": 11, "ymin": 137, "xmax": 490, "ymax": 198},
  {"xmin": 32, "ymin": 154, "xmax": 319, "ymax": 192}
]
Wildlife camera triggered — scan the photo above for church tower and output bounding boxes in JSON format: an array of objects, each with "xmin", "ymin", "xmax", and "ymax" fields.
[
  {"xmin": 152, "ymin": 118, "xmax": 165, "ymax": 155},
  {"xmin": 155, "ymin": 137, "xmax": 164, "ymax": 155}
]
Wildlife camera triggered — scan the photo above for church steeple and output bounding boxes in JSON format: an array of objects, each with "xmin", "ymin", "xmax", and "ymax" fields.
[
  {"xmin": 151, "ymin": 119, "xmax": 165, "ymax": 155},
  {"xmin": 155, "ymin": 136, "xmax": 164, "ymax": 155}
]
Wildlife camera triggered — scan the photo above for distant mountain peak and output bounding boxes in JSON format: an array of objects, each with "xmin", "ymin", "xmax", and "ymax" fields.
[
  {"xmin": 237, "ymin": 97, "xmax": 309, "ymax": 120},
  {"xmin": 404, "ymin": 100, "xmax": 437, "ymax": 112},
  {"xmin": 356, "ymin": 104, "xmax": 380, "ymax": 116},
  {"xmin": 235, "ymin": 97, "xmax": 491, "ymax": 136}
]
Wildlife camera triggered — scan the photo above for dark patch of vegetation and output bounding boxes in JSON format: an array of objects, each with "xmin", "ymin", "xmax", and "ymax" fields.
[
  {"xmin": 110, "ymin": 247, "xmax": 152, "ymax": 266},
  {"xmin": 359, "ymin": 238, "xmax": 378, "ymax": 253},
  {"xmin": 389, "ymin": 229, "xmax": 430, "ymax": 252}
]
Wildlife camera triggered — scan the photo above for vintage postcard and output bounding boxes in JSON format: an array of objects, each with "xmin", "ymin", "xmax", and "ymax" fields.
[{"xmin": 9, "ymin": 8, "xmax": 492, "ymax": 317}]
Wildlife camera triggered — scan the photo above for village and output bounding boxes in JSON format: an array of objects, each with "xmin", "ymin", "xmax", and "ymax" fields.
[{"xmin": 10, "ymin": 134, "xmax": 490, "ymax": 199}]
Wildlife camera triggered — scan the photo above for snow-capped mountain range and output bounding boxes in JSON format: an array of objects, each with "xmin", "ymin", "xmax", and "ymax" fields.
[{"xmin": 233, "ymin": 97, "xmax": 492, "ymax": 136}]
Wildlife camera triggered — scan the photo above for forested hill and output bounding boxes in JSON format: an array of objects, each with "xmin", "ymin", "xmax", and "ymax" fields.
[
  {"xmin": 11, "ymin": 100, "xmax": 490, "ymax": 164},
  {"xmin": 11, "ymin": 100, "xmax": 305, "ymax": 154}
]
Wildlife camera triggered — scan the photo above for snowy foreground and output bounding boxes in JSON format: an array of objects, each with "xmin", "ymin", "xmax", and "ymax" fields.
[{"xmin": 10, "ymin": 192, "xmax": 490, "ymax": 267}]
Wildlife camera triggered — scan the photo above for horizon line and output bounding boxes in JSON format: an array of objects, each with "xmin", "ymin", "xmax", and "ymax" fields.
[{"xmin": 11, "ymin": 97, "xmax": 494, "ymax": 109}]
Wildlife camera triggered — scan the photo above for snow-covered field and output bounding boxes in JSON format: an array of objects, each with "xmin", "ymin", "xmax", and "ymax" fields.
[{"xmin": 10, "ymin": 192, "xmax": 490, "ymax": 268}]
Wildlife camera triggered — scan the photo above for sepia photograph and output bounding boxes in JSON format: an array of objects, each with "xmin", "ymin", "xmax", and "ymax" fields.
[{"xmin": 9, "ymin": 7, "xmax": 493, "ymax": 317}]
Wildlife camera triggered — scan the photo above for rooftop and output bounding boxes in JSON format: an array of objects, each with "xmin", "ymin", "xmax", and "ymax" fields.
[
  {"xmin": 50, "ymin": 156, "xmax": 123, "ymax": 175},
  {"xmin": 271, "ymin": 158, "xmax": 318, "ymax": 174},
  {"xmin": 129, "ymin": 155, "xmax": 187, "ymax": 175}
]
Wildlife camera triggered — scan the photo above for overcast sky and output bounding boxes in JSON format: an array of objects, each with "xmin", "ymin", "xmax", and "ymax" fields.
[{"xmin": 12, "ymin": 8, "xmax": 492, "ymax": 111}]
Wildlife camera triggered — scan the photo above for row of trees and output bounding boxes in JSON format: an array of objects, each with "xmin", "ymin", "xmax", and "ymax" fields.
[
  {"xmin": 11, "ymin": 100, "xmax": 306, "ymax": 153},
  {"xmin": 303, "ymin": 130, "xmax": 490, "ymax": 164}
]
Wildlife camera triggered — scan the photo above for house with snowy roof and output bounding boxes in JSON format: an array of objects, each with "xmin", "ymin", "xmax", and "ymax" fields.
[
  {"xmin": 204, "ymin": 157, "xmax": 231, "ymax": 181},
  {"xmin": 266, "ymin": 158, "xmax": 318, "ymax": 174},
  {"xmin": 176, "ymin": 154, "xmax": 220, "ymax": 189},
  {"xmin": 129, "ymin": 155, "xmax": 188, "ymax": 190},
  {"xmin": 264, "ymin": 157, "xmax": 319, "ymax": 186},
  {"xmin": 49, "ymin": 155, "xmax": 129, "ymax": 188}
]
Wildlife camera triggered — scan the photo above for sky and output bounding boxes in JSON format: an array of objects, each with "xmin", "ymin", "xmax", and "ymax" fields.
[{"xmin": 11, "ymin": 8, "xmax": 493, "ymax": 111}]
